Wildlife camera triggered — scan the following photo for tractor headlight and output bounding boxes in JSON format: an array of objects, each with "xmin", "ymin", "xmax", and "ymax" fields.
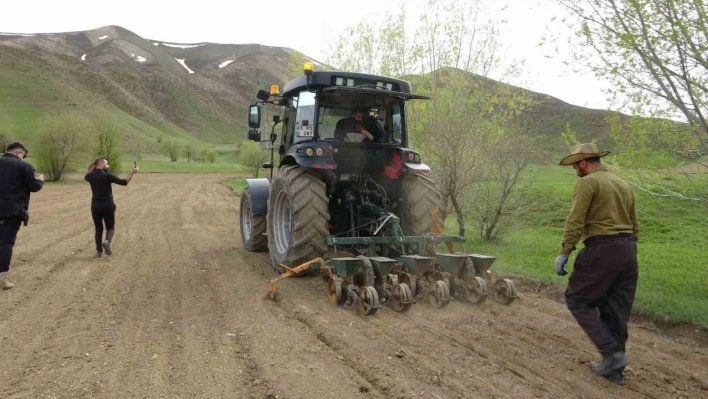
[
  {"xmin": 306, "ymin": 148, "xmax": 314, "ymax": 156},
  {"xmin": 415, "ymin": 154, "xmax": 421, "ymax": 162},
  {"xmin": 315, "ymin": 147, "xmax": 324, "ymax": 156},
  {"xmin": 407, "ymin": 152, "xmax": 415, "ymax": 161}
]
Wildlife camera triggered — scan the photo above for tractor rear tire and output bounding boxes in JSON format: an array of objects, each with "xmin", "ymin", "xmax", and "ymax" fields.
[
  {"xmin": 267, "ymin": 166, "xmax": 330, "ymax": 273},
  {"xmin": 398, "ymin": 173, "xmax": 441, "ymax": 255},
  {"xmin": 240, "ymin": 187, "xmax": 268, "ymax": 252}
]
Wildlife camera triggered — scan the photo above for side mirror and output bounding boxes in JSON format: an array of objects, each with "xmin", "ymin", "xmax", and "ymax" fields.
[
  {"xmin": 256, "ymin": 90, "xmax": 270, "ymax": 102},
  {"xmin": 248, "ymin": 105, "xmax": 261, "ymax": 129},
  {"xmin": 248, "ymin": 129, "xmax": 261, "ymax": 142}
]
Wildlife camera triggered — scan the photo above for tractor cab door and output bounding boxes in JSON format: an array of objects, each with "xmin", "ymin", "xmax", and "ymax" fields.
[
  {"xmin": 293, "ymin": 91, "xmax": 316, "ymax": 144},
  {"xmin": 279, "ymin": 90, "xmax": 316, "ymax": 164}
]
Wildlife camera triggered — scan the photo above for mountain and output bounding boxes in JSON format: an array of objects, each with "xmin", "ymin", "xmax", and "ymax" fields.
[
  {"xmin": 0, "ymin": 25, "xmax": 324, "ymax": 156},
  {"xmin": 0, "ymin": 25, "xmax": 618, "ymax": 157}
]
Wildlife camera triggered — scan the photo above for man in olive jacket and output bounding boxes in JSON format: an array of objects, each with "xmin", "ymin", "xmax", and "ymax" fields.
[
  {"xmin": 0, "ymin": 142, "xmax": 44, "ymax": 290},
  {"xmin": 555, "ymin": 143, "xmax": 639, "ymax": 386}
]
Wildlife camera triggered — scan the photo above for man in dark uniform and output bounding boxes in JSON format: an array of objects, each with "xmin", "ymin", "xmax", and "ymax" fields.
[
  {"xmin": 334, "ymin": 107, "xmax": 375, "ymax": 142},
  {"xmin": 0, "ymin": 142, "xmax": 44, "ymax": 290},
  {"xmin": 555, "ymin": 143, "xmax": 640, "ymax": 385}
]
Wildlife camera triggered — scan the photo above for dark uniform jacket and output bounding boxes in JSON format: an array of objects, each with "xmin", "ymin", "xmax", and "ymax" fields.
[
  {"xmin": 0, "ymin": 153, "xmax": 44, "ymax": 219},
  {"xmin": 84, "ymin": 169, "xmax": 128, "ymax": 205}
]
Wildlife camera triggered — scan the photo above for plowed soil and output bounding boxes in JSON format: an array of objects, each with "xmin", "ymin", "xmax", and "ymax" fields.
[{"xmin": 1, "ymin": 173, "xmax": 707, "ymax": 399}]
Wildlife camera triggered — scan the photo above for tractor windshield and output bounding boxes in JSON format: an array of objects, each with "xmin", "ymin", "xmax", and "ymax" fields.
[{"xmin": 317, "ymin": 93, "xmax": 405, "ymax": 145}]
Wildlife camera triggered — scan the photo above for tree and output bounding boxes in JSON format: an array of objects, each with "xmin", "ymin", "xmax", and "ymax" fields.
[
  {"xmin": 184, "ymin": 144, "xmax": 197, "ymax": 163},
  {"xmin": 238, "ymin": 141, "xmax": 269, "ymax": 178},
  {"xmin": 199, "ymin": 149, "xmax": 209, "ymax": 164},
  {"xmin": 166, "ymin": 140, "xmax": 180, "ymax": 162},
  {"xmin": 553, "ymin": 0, "xmax": 708, "ymax": 154},
  {"xmin": 94, "ymin": 118, "xmax": 122, "ymax": 173},
  {"xmin": 472, "ymin": 132, "xmax": 539, "ymax": 240},
  {"xmin": 206, "ymin": 151, "xmax": 217, "ymax": 164},
  {"xmin": 36, "ymin": 113, "xmax": 85, "ymax": 181},
  {"xmin": 561, "ymin": 122, "xmax": 581, "ymax": 147}
]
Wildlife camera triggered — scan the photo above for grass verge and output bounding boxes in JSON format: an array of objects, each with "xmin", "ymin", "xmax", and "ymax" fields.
[{"xmin": 124, "ymin": 159, "xmax": 245, "ymax": 173}]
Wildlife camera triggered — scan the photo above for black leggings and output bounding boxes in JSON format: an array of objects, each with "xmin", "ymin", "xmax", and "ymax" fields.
[{"xmin": 92, "ymin": 202, "xmax": 116, "ymax": 252}]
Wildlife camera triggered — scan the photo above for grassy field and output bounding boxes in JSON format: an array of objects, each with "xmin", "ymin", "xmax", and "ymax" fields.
[
  {"xmin": 123, "ymin": 158, "xmax": 245, "ymax": 174},
  {"xmin": 457, "ymin": 165, "xmax": 708, "ymax": 326}
]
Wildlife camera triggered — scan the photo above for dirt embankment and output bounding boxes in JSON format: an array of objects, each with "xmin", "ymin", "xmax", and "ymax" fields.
[{"xmin": 1, "ymin": 173, "xmax": 706, "ymax": 399}]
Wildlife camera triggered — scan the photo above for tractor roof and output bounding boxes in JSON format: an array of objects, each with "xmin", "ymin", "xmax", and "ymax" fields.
[{"xmin": 281, "ymin": 71, "xmax": 414, "ymax": 97}]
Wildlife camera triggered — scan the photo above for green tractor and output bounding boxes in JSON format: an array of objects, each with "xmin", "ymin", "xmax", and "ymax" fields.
[{"xmin": 240, "ymin": 63, "xmax": 516, "ymax": 315}]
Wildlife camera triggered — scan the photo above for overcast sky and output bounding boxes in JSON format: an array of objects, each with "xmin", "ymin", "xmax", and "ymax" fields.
[{"xmin": 1, "ymin": 0, "xmax": 611, "ymax": 110}]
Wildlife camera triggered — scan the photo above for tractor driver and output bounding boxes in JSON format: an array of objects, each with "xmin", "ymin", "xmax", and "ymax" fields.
[{"xmin": 334, "ymin": 107, "xmax": 375, "ymax": 142}]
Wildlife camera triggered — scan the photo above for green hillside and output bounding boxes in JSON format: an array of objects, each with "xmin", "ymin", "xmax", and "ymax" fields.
[
  {"xmin": 0, "ymin": 25, "xmax": 684, "ymax": 160},
  {"xmin": 0, "ymin": 26, "xmax": 311, "ymax": 156}
]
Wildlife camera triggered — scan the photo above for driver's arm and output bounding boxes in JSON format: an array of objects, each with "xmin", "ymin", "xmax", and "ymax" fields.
[{"xmin": 355, "ymin": 124, "xmax": 374, "ymax": 141}]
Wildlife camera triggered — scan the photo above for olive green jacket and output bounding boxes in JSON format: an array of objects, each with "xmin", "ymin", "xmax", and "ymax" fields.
[{"xmin": 560, "ymin": 166, "xmax": 639, "ymax": 255}]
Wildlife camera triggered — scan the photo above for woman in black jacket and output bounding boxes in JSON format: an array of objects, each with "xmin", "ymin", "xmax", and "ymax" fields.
[{"xmin": 84, "ymin": 158, "xmax": 138, "ymax": 257}]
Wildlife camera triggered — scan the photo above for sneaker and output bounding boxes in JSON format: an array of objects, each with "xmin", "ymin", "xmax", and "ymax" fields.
[
  {"xmin": 0, "ymin": 273, "xmax": 15, "ymax": 290},
  {"xmin": 96, "ymin": 252, "xmax": 103, "ymax": 258},
  {"xmin": 102, "ymin": 240, "xmax": 112, "ymax": 256},
  {"xmin": 590, "ymin": 353, "xmax": 629, "ymax": 377}
]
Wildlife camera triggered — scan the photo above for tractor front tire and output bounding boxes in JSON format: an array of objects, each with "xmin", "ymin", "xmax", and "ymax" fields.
[
  {"xmin": 267, "ymin": 166, "xmax": 330, "ymax": 273},
  {"xmin": 240, "ymin": 187, "xmax": 268, "ymax": 252},
  {"xmin": 398, "ymin": 173, "xmax": 441, "ymax": 255}
]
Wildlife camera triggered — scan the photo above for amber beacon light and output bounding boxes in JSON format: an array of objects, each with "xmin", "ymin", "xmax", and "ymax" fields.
[{"xmin": 304, "ymin": 62, "xmax": 314, "ymax": 76}]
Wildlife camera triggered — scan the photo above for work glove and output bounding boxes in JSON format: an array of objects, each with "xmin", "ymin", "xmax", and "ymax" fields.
[{"xmin": 554, "ymin": 255, "xmax": 569, "ymax": 276}]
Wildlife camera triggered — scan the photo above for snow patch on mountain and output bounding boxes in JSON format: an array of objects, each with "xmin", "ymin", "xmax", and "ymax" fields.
[
  {"xmin": 81, "ymin": 54, "xmax": 87, "ymax": 61},
  {"xmin": 219, "ymin": 60, "xmax": 235, "ymax": 69},
  {"xmin": 163, "ymin": 43, "xmax": 206, "ymax": 49},
  {"xmin": 175, "ymin": 58, "xmax": 195, "ymax": 74},
  {"xmin": 99, "ymin": 35, "xmax": 110, "ymax": 40},
  {"xmin": 130, "ymin": 53, "xmax": 147, "ymax": 63},
  {"xmin": 0, "ymin": 33, "xmax": 36, "ymax": 37}
]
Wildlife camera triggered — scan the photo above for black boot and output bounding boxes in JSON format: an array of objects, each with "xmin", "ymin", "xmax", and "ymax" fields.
[
  {"xmin": 602, "ymin": 370, "xmax": 626, "ymax": 386},
  {"xmin": 590, "ymin": 352, "xmax": 629, "ymax": 377}
]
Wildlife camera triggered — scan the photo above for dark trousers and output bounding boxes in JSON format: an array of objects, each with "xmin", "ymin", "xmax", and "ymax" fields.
[
  {"xmin": 0, "ymin": 219, "xmax": 22, "ymax": 273},
  {"xmin": 565, "ymin": 234, "xmax": 639, "ymax": 358},
  {"xmin": 91, "ymin": 202, "xmax": 116, "ymax": 252}
]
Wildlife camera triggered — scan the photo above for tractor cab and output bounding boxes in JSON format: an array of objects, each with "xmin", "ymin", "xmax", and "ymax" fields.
[{"xmin": 247, "ymin": 63, "xmax": 430, "ymax": 177}]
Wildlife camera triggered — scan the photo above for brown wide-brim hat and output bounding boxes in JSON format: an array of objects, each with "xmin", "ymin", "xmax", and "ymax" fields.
[{"xmin": 559, "ymin": 143, "xmax": 611, "ymax": 166}]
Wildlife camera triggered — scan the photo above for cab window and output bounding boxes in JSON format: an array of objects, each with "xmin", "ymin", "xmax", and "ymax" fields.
[{"xmin": 294, "ymin": 91, "xmax": 316, "ymax": 143}]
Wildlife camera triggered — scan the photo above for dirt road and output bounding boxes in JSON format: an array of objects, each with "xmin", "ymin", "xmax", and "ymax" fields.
[{"xmin": 1, "ymin": 173, "xmax": 707, "ymax": 399}]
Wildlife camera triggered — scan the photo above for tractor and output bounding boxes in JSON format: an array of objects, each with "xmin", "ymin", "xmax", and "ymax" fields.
[{"xmin": 240, "ymin": 62, "xmax": 517, "ymax": 314}]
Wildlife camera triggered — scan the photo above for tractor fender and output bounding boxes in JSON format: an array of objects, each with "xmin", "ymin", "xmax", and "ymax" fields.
[
  {"xmin": 281, "ymin": 154, "xmax": 337, "ymax": 171},
  {"xmin": 245, "ymin": 178, "xmax": 270, "ymax": 215},
  {"xmin": 403, "ymin": 161, "xmax": 431, "ymax": 174}
]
